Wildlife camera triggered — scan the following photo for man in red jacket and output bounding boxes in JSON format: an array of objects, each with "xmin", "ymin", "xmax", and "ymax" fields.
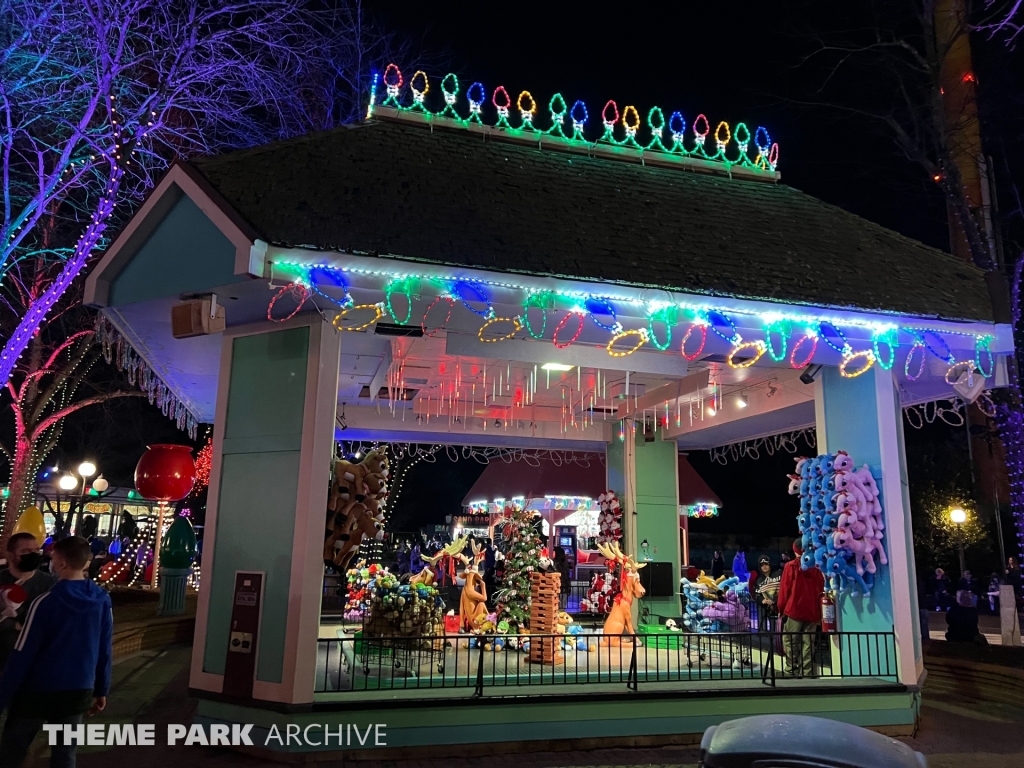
[{"xmin": 776, "ymin": 539, "xmax": 824, "ymax": 677}]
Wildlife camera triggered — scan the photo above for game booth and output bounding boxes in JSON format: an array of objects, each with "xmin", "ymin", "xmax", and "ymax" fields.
[{"xmin": 83, "ymin": 64, "xmax": 1014, "ymax": 758}]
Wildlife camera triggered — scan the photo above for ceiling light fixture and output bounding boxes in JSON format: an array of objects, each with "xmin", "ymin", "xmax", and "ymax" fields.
[
  {"xmin": 541, "ymin": 362, "xmax": 574, "ymax": 372},
  {"xmin": 737, "ymin": 394, "xmax": 748, "ymax": 408}
]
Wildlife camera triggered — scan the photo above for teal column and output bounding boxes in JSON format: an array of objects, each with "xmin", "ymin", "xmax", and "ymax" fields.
[
  {"xmin": 634, "ymin": 435, "xmax": 681, "ymax": 619},
  {"xmin": 203, "ymin": 326, "xmax": 310, "ymax": 683},
  {"xmin": 816, "ymin": 365, "xmax": 921, "ymax": 683},
  {"xmin": 606, "ymin": 429, "xmax": 681, "ymax": 620}
]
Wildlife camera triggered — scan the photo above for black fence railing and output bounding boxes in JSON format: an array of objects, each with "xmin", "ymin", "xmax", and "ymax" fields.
[{"xmin": 314, "ymin": 630, "xmax": 898, "ymax": 694}]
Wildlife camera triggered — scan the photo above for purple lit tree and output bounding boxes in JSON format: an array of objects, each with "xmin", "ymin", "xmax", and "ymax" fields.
[{"xmin": 0, "ymin": 0, "xmax": 412, "ymax": 538}]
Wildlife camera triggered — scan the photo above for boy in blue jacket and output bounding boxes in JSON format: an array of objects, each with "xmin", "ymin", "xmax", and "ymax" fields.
[{"xmin": 0, "ymin": 536, "xmax": 112, "ymax": 768}]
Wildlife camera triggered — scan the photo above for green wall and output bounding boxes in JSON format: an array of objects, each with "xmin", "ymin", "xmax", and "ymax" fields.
[
  {"xmin": 109, "ymin": 194, "xmax": 246, "ymax": 306},
  {"xmin": 634, "ymin": 436, "xmax": 681, "ymax": 618},
  {"xmin": 204, "ymin": 327, "xmax": 310, "ymax": 683}
]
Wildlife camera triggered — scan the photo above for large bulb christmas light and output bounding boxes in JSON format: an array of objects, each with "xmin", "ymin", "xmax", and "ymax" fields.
[
  {"xmin": 369, "ymin": 65, "xmax": 781, "ymax": 173},
  {"xmin": 271, "ymin": 260, "xmax": 996, "ymax": 384}
]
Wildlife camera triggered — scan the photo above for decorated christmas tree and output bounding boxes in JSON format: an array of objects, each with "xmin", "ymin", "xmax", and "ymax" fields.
[{"xmin": 494, "ymin": 503, "xmax": 544, "ymax": 631}]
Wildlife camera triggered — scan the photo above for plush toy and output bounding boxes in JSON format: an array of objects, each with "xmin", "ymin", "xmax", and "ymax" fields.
[
  {"xmin": 596, "ymin": 491, "xmax": 623, "ymax": 545},
  {"xmin": 832, "ymin": 450, "xmax": 853, "ymax": 472},
  {"xmin": 731, "ymin": 552, "xmax": 750, "ymax": 583}
]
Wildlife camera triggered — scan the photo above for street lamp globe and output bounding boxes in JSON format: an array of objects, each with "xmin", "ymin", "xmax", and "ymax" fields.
[
  {"xmin": 92, "ymin": 476, "xmax": 109, "ymax": 493},
  {"xmin": 78, "ymin": 461, "xmax": 97, "ymax": 478},
  {"xmin": 950, "ymin": 508, "xmax": 967, "ymax": 524},
  {"xmin": 58, "ymin": 474, "xmax": 78, "ymax": 491}
]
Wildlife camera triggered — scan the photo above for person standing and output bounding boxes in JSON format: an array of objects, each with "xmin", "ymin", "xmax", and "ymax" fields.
[
  {"xmin": 0, "ymin": 536, "xmax": 112, "ymax": 768},
  {"xmin": 553, "ymin": 546, "xmax": 571, "ymax": 609},
  {"xmin": 931, "ymin": 567, "xmax": 951, "ymax": 611},
  {"xmin": 751, "ymin": 556, "xmax": 781, "ymax": 632},
  {"xmin": 0, "ymin": 534, "xmax": 56, "ymax": 673},
  {"xmin": 711, "ymin": 550, "xmax": 725, "ymax": 579},
  {"xmin": 1006, "ymin": 557, "xmax": 1022, "ymax": 606},
  {"xmin": 776, "ymin": 540, "xmax": 824, "ymax": 678}
]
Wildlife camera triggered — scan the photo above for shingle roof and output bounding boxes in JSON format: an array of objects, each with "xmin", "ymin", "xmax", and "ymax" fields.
[{"xmin": 191, "ymin": 117, "xmax": 993, "ymax": 322}]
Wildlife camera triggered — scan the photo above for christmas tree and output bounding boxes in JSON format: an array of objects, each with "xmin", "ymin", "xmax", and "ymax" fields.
[{"xmin": 494, "ymin": 503, "xmax": 544, "ymax": 631}]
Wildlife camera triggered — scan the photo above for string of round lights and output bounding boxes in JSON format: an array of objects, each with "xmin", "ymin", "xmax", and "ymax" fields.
[
  {"xmin": 272, "ymin": 259, "xmax": 996, "ymax": 384},
  {"xmin": 268, "ymin": 283, "xmax": 309, "ymax": 322},
  {"xmin": 681, "ymin": 323, "xmax": 707, "ymax": 360},
  {"xmin": 790, "ymin": 333, "xmax": 818, "ymax": 369},
  {"xmin": 421, "ymin": 295, "xmax": 454, "ymax": 337},
  {"xmin": 478, "ymin": 315, "xmax": 522, "ymax": 343},
  {"xmin": 332, "ymin": 303, "xmax": 384, "ymax": 332},
  {"xmin": 553, "ymin": 311, "xmax": 585, "ymax": 349},
  {"xmin": 607, "ymin": 328, "xmax": 648, "ymax": 357},
  {"xmin": 839, "ymin": 349, "xmax": 876, "ymax": 378},
  {"xmin": 904, "ymin": 342, "xmax": 927, "ymax": 381},
  {"xmin": 368, "ymin": 65, "xmax": 780, "ymax": 172}
]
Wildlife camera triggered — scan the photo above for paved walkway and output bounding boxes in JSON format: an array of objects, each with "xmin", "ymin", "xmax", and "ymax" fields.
[{"xmin": 8, "ymin": 643, "xmax": 1020, "ymax": 768}]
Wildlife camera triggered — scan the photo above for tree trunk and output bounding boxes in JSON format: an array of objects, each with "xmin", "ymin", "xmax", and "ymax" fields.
[{"xmin": 2, "ymin": 435, "xmax": 37, "ymax": 550}]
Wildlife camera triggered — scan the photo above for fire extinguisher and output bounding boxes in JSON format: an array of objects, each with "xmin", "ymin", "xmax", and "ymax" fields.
[{"xmin": 821, "ymin": 590, "xmax": 837, "ymax": 633}]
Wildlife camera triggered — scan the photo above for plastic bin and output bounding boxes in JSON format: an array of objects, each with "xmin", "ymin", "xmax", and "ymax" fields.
[
  {"xmin": 698, "ymin": 714, "xmax": 927, "ymax": 768},
  {"xmin": 638, "ymin": 623, "xmax": 685, "ymax": 649}
]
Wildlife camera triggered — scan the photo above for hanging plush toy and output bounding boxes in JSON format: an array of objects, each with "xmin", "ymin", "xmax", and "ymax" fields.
[
  {"xmin": 790, "ymin": 452, "xmax": 886, "ymax": 596},
  {"xmin": 596, "ymin": 491, "xmax": 623, "ymax": 545}
]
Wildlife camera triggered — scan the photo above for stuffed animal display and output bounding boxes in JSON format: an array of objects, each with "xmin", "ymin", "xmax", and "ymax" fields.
[
  {"xmin": 681, "ymin": 575, "xmax": 750, "ymax": 633},
  {"xmin": 788, "ymin": 451, "xmax": 886, "ymax": 595},
  {"xmin": 596, "ymin": 490, "xmax": 622, "ymax": 545},
  {"xmin": 580, "ymin": 569, "xmax": 619, "ymax": 614},
  {"xmin": 359, "ymin": 563, "xmax": 445, "ymax": 640},
  {"xmin": 324, "ymin": 449, "xmax": 390, "ymax": 573}
]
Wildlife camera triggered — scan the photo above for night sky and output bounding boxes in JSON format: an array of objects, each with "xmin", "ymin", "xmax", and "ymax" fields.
[
  {"xmin": 41, "ymin": 2, "xmax": 1018, "ymax": 541},
  {"xmin": 370, "ymin": 0, "xmax": 981, "ymax": 537}
]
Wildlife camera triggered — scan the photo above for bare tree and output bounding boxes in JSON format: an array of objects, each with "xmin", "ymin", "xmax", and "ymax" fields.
[
  {"xmin": 794, "ymin": 0, "xmax": 1024, "ymax": 553},
  {"xmin": 0, "ymin": 0, "xmax": 412, "ymax": 389},
  {"xmin": 0, "ymin": 0, "xmax": 414, "ymax": 542}
]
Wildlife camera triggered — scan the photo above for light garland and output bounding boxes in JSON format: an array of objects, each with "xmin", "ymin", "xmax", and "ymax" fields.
[
  {"xmin": 272, "ymin": 259, "xmax": 998, "ymax": 385},
  {"xmin": 369, "ymin": 65, "xmax": 780, "ymax": 172},
  {"xmin": 684, "ymin": 502, "xmax": 719, "ymax": 518},
  {"xmin": 607, "ymin": 328, "xmax": 648, "ymax": 357},
  {"xmin": 839, "ymin": 349, "xmax": 876, "ymax": 378},
  {"xmin": 332, "ymin": 302, "xmax": 384, "ymax": 332},
  {"xmin": 478, "ymin": 315, "xmax": 522, "ymax": 343}
]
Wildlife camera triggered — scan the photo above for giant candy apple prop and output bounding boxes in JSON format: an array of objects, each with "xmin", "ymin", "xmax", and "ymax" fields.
[
  {"xmin": 134, "ymin": 444, "xmax": 196, "ymax": 502},
  {"xmin": 135, "ymin": 444, "xmax": 196, "ymax": 590}
]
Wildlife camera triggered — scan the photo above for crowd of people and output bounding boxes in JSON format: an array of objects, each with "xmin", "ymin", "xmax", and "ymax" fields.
[
  {"xmin": 924, "ymin": 556, "xmax": 1023, "ymax": 645},
  {"xmin": 0, "ymin": 532, "xmax": 114, "ymax": 768}
]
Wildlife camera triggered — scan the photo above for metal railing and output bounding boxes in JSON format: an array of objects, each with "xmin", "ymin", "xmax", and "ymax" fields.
[{"xmin": 314, "ymin": 629, "xmax": 898, "ymax": 695}]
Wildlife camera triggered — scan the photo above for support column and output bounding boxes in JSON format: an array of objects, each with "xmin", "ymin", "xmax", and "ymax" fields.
[
  {"xmin": 607, "ymin": 425, "xmax": 681, "ymax": 620},
  {"xmin": 189, "ymin": 316, "xmax": 340, "ymax": 704},
  {"xmin": 815, "ymin": 365, "xmax": 923, "ymax": 685}
]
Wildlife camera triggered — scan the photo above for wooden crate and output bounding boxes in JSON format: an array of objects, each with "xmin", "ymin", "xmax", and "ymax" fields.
[{"xmin": 528, "ymin": 572, "xmax": 563, "ymax": 665}]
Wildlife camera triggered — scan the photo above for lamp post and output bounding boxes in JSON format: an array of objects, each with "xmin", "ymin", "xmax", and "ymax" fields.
[{"xmin": 950, "ymin": 507, "xmax": 967, "ymax": 575}]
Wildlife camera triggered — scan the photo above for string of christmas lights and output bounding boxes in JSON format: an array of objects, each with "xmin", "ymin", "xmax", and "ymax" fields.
[
  {"xmin": 372, "ymin": 65, "xmax": 780, "ymax": 173},
  {"xmin": 273, "ymin": 260, "xmax": 994, "ymax": 385}
]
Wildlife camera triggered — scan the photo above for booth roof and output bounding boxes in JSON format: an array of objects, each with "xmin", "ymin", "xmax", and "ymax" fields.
[
  {"xmin": 462, "ymin": 458, "xmax": 606, "ymax": 506},
  {"xmin": 460, "ymin": 454, "xmax": 721, "ymax": 509},
  {"xmin": 679, "ymin": 455, "xmax": 722, "ymax": 508},
  {"xmin": 190, "ymin": 117, "xmax": 992, "ymax": 322}
]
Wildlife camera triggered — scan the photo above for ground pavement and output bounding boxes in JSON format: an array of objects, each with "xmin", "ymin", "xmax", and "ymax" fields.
[{"xmin": 11, "ymin": 641, "xmax": 1022, "ymax": 768}]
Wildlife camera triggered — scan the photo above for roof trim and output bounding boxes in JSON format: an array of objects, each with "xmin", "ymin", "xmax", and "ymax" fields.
[{"xmin": 85, "ymin": 162, "xmax": 262, "ymax": 307}]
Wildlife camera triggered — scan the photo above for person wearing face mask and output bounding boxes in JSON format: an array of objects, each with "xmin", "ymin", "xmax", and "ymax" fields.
[{"xmin": 0, "ymin": 534, "xmax": 57, "ymax": 673}]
